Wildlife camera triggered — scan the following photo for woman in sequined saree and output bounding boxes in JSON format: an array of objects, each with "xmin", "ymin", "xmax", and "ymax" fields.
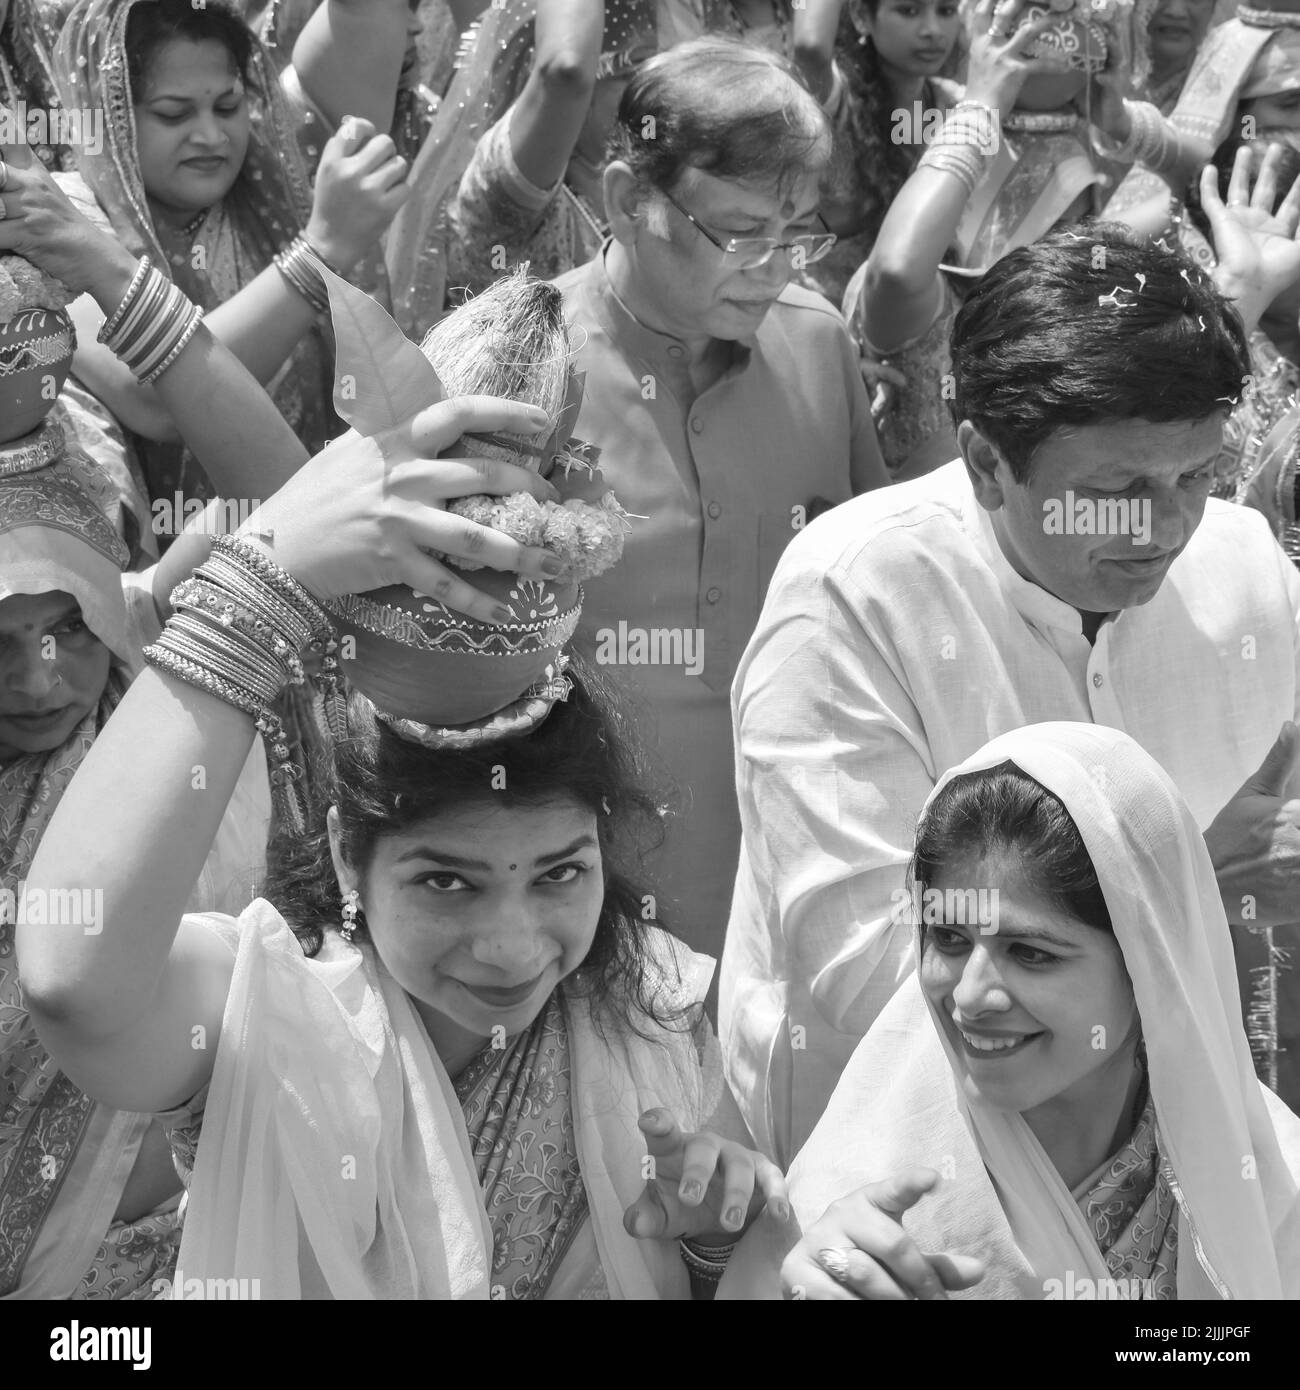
[
  {"xmin": 52, "ymin": 0, "xmax": 405, "ymax": 515},
  {"xmin": 721, "ymin": 723, "xmax": 1300, "ymax": 1300}
]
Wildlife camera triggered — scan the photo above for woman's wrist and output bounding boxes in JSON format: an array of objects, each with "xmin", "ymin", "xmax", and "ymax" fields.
[
  {"xmin": 301, "ymin": 221, "xmax": 357, "ymax": 276},
  {"xmin": 85, "ymin": 239, "xmax": 144, "ymax": 316}
]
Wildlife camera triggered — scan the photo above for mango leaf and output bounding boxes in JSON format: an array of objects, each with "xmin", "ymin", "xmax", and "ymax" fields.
[{"xmin": 321, "ymin": 263, "xmax": 445, "ymax": 438}]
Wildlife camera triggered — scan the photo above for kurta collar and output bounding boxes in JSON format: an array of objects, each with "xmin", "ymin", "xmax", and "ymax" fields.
[{"xmin": 962, "ymin": 486, "xmax": 1101, "ymax": 639}]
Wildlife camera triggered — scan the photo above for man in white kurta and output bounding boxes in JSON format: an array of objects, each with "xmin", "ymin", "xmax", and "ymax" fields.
[{"xmin": 721, "ymin": 464, "xmax": 1300, "ymax": 1165}]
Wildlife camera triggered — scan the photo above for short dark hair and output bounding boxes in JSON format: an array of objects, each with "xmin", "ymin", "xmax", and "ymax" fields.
[
  {"xmin": 949, "ymin": 223, "xmax": 1250, "ymax": 483},
  {"xmin": 265, "ymin": 653, "xmax": 689, "ymax": 1041},
  {"xmin": 606, "ymin": 35, "xmax": 831, "ymax": 198},
  {"xmin": 126, "ymin": 0, "xmax": 253, "ymax": 97},
  {"xmin": 912, "ymin": 762, "xmax": 1112, "ymax": 934}
]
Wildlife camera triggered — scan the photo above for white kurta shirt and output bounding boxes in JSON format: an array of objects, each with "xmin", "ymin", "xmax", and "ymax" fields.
[{"xmin": 720, "ymin": 460, "xmax": 1300, "ymax": 1166}]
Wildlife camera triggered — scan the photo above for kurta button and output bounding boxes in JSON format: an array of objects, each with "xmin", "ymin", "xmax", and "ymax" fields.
[
  {"xmin": 707, "ymin": 501, "xmax": 721, "ymax": 519},
  {"xmin": 706, "ymin": 587, "xmax": 722, "ymax": 604},
  {"xmin": 1092, "ymin": 673, "xmax": 1103, "ymax": 688},
  {"xmin": 668, "ymin": 345, "xmax": 684, "ymax": 358},
  {"xmin": 691, "ymin": 418, "xmax": 704, "ymax": 434}
]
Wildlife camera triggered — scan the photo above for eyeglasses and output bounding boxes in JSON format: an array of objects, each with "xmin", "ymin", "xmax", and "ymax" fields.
[{"xmin": 659, "ymin": 188, "xmax": 838, "ymax": 270}]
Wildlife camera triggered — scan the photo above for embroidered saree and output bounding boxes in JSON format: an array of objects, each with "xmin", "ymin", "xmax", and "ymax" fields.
[
  {"xmin": 165, "ymin": 900, "xmax": 731, "ymax": 1299},
  {"xmin": 53, "ymin": 0, "xmax": 336, "ymax": 505},
  {"xmin": 724, "ymin": 723, "xmax": 1300, "ymax": 1299},
  {"xmin": 0, "ymin": 443, "xmax": 270, "ymax": 1298}
]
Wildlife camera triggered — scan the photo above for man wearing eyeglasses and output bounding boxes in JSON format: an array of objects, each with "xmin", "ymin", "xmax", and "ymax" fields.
[{"xmin": 554, "ymin": 35, "xmax": 889, "ymax": 981}]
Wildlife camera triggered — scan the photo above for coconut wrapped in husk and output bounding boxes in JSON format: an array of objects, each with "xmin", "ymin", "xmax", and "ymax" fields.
[{"xmin": 320, "ymin": 266, "xmax": 628, "ymax": 731}]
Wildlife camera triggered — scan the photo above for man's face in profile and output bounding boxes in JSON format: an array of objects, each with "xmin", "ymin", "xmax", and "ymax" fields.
[
  {"xmin": 633, "ymin": 168, "xmax": 824, "ymax": 343},
  {"xmin": 983, "ymin": 415, "xmax": 1224, "ymax": 620}
]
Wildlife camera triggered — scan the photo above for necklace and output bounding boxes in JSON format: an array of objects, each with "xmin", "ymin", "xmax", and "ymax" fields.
[
  {"xmin": 1004, "ymin": 109, "xmax": 1083, "ymax": 133},
  {"xmin": 564, "ymin": 183, "xmax": 609, "ymax": 243},
  {"xmin": 1237, "ymin": 5, "xmax": 1300, "ymax": 28}
]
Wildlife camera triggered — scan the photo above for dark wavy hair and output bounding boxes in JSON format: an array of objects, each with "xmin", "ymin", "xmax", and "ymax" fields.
[
  {"xmin": 606, "ymin": 34, "xmax": 831, "ymax": 199},
  {"xmin": 126, "ymin": 0, "xmax": 253, "ymax": 95},
  {"xmin": 264, "ymin": 653, "xmax": 690, "ymax": 1040},
  {"xmin": 912, "ymin": 762, "xmax": 1112, "ymax": 934},
  {"xmin": 949, "ymin": 223, "xmax": 1250, "ymax": 483}
]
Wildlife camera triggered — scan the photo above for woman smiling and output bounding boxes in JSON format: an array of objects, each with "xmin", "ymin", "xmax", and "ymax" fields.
[{"xmin": 721, "ymin": 723, "xmax": 1300, "ymax": 1299}]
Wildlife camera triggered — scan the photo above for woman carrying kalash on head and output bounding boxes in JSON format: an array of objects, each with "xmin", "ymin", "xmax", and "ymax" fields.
[
  {"xmin": 721, "ymin": 723, "xmax": 1300, "ymax": 1300},
  {"xmin": 17, "ymin": 309, "xmax": 786, "ymax": 1299}
]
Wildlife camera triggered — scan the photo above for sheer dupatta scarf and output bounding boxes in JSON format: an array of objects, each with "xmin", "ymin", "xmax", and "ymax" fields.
[{"xmin": 172, "ymin": 901, "xmax": 717, "ymax": 1298}]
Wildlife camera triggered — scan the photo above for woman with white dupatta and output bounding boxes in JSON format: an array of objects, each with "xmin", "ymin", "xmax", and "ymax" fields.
[
  {"xmin": 721, "ymin": 722, "xmax": 1300, "ymax": 1300},
  {"xmin": 18, "ymin": 391, "xmax": 786, "ymax": 1301}
]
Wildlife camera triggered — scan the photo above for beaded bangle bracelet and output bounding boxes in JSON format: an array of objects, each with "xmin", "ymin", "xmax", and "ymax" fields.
[
  {"xmin": 213, "ymin": 534, "xmax": 331, "ymax": 638},
  {"xmin": 197, "ymin": 552, "xmax": 322, "ymax": 658},
  {"xmin": 171, "ymin": 576, "xmax": 309, "ymax": 685}
]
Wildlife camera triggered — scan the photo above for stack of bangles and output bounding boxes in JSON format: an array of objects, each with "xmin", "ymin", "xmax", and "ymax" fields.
[
  {"xmin": 1098, "ymin": 99, "xmax": 1175, "ymax": 169},
  {"xmin": 143, "ymin": 535, "xmax": 336, "ymax": 832},
  {"xmin": 97, "ymin": 255, "xmax": 204, "ymax": 386},
  {"xmin": 916, "ymin": 100, "xmax": 999, "ymax": 195},
  {"xmin": 274, "ymin": 233, "xmax": 339, "ymax": 316},
  {"xmin": 678, "ymin": 1236, "xmax": 737, "ymax": 1285}
]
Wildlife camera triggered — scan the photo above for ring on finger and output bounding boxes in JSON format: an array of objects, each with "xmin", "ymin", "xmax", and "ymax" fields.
[
  {"xmin": 0, "ymin": 159, "xmax": 7, "ymax": 193},
  {"xmin": 816, "ymin": 1247, "xmax": 855, "ymax": 1286}
]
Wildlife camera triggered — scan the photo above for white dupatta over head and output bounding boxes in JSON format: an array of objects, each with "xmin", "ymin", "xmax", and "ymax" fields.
[
  {"xmin": 726, "ymin": 722, "xmax": 1300, "ymax": 1299},
  {"xmin": 172, "ymin": 903, "xmax": 718, "ymax": 1299}
]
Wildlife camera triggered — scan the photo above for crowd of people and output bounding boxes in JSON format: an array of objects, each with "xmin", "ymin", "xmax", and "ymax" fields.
[{"xmin": 1, "ymin": 0, "xmax": 1299, "ymax": 1302}]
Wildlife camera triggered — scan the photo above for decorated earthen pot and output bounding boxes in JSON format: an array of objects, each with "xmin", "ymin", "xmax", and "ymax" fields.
[
  {"xmin": 1014, "ymin": 2, "xmax": 1108, "ymax": 112},
  {"xmin": 0, "ymin": 307, "xmax": 74, "ymax": 444},
  {"xmin": 328, "ymin": 570, "xmax": 583, "ymax": 727}
]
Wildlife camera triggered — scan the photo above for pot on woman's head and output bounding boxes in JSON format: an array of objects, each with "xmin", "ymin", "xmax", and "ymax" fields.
[
  {"xmin": 330, "ymin": 569, "xmax": 581, "ymax": 728},
  {"xmin": 1013, "ymin": 1, "xmax": 1108, "ymax": 111},
  {"xmin": 0, "ymin": 308, "xmax": 75, "ymax": 444}
]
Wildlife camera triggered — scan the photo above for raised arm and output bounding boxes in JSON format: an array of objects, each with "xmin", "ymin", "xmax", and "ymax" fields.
[
  {"xmin": 292, "ymin": 0, "xmax": 411, "ymax": 136},
  {"xmin": 508, "ymin": 0, "xmax": 605, "ymax": 192},
  {"xmin": 67, "ymin": 119, "xmax": 408, "ymax": 444},
  {"xmin": 858, "ymin": 3, "xmax": 1062, "ymax": 354},
  {"xmin": 790, "ymin": 0, "xmax": 844, "ymax": 105},
  {"xmin": 18, "ymin": 395, "xmax": 573, "ymax": 1116}
]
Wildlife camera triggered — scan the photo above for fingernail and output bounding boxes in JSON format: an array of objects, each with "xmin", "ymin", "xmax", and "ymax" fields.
[
  {"xmin": 680, "ymin": 1180, "xmax": 703, "ymax": 1202},
  {"xmin": 491, "ymin": 604, "xmax": 513, "ymax": 624},
  {"xmin": 539, "ymin": 553, "xmax": 565, "ymax": 577},
  {"xmin": 771, "ymin": 1199, "xmax": 790, "ymax": 1223},
  {"xmin": 528, "ymin": 407, "xmax": 550, "ymax": 427},
  {"xmin": 725, "ymin": 1206, "xmax": 746, "ymax": 1229}
]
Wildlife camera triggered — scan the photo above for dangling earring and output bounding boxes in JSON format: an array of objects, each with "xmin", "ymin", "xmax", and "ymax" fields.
[{"xmin": 340, "ymin": 889, "xmax": 361, "ymax": 943}]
